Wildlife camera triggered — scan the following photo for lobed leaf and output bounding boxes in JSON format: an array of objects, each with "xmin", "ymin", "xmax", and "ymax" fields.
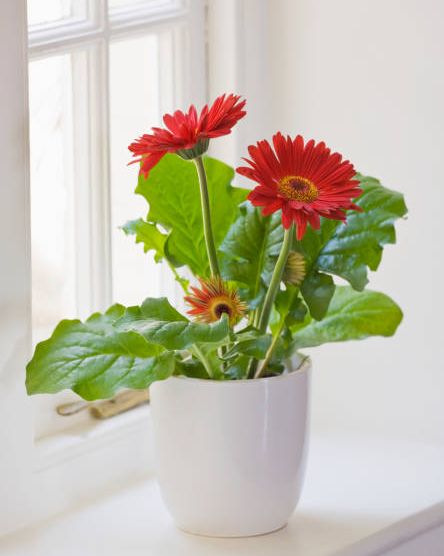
[
  {"xmin": 300, "ymin": 175, "xmax": 407, "ymax": 289},
  {"xmin": 292, "ymin": 286, "xmax": 403, "ymax": 349},
  {"xmin": 222, "ymin": 334, "xmax": 272, "ymax": 361},
  {"xmin": 121, "ymin": 219, "xmax": 167, "ymax": 263},
  {"xmin": 274, "ymin": 285, "xmax": 308, "ymax": 328},
  {"xmin": 116, "ymin": 297, "xmax": 230, "ymax": 350},
  {"xmin": 300, "ymin": 271, "xmax": 335, "ymax": 320},
  {"xmin": 136, "ymin": 154, "xmax": 247, "ymax": 277},
  {"xmin": 220, "ymin": 204, "xmax": 283, "ymax": 306},
  {"xmin": 297, "ymin": 175, "xmax": 407, "ymax": 318},
  {"xmin": 174, "ymin": 356, "xmax": 209, "ymax": 379},
  {"xmin": 224, "ymin": 355, "xmax": 251, "ymax": 380},
  {"xmin": 26, "ymin": 304, "xmax": 175, "ymax": 401}
]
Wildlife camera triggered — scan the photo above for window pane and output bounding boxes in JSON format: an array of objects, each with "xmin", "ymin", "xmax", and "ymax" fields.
[
  {"xmin": 109, "ymin": 33, "xmax": 176, "ymax": 306},
  {"xmin": 29, "ymin": 54, "xmax": 77, "ymax": 344},
  {"xmin": 27, "ymin": 0, "xmax": 86, "ymax": 27},
  {"xmin": 29, "ymin": 54, "xmax": 90, "ymax": 440},
  {"xmin": 30, "ymin": 49, "xmax": 109, "ymax": 439}
]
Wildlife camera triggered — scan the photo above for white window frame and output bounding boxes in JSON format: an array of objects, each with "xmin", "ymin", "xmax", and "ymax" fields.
[
  {"xmin": 0, "ymin": 0, "xmax": 270, "ymax": 536},
  {"xmin": 28, "ymin": 0, "xmax": 206, "ymax": 335},
  {"xmin": 0, "ymin": 0, "xmax": 207, "ymax": 535},
  {"xmin": 28, "ymin": 0, "xmax": 206, "ymax": 439}
]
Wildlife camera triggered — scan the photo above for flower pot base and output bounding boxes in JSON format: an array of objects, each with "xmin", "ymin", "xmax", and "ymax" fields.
[{"xmin": 177, "ymin": 522, "xmax": 288, "ymax": 539}]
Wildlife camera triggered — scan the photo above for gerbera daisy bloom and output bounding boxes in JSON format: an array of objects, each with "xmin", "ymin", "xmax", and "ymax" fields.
[
  {"xmin": 129, "ymin": 93, "xmax": 246, "ymax": 177},
  {"xmin": 184, "ymin": 277, "xmax": 247, "ymax": 327},
  {"xmin": 237, "ymin": 133, "xmax": 362, "ymax": 240}
]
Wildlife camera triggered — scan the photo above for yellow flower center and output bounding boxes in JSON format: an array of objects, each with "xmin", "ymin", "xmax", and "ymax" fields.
[
  {"xmin": 278, "ymin": 175, "xmax": 318, "ymax": 202},
  {"xmin": 209, "ymin": 297, "xmax": 234, "ymax": 322}
]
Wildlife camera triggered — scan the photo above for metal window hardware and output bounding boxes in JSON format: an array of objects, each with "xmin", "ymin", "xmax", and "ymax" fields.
[{"xmin": 56, "ymin": 389, "xmax": 150, "ymax": 419}]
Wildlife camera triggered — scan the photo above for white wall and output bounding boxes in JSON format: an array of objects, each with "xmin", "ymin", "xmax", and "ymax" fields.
[
  {"xmin": 207, "ymin": 0, "xmax": 272, "ymax": 163},
  {"xmin": 0, "ymin": 0, "xmax": 35, "ymax": 534},
  {"xmin": 267, "ymin": 0, "xmax": 444, "ymax": 443}
]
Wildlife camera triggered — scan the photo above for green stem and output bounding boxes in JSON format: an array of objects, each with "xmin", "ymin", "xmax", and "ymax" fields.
[
  {"xmin": 246, "ymin": 224, "xmax": 294, "ymax": 379},
  {"xmin": 257, "ymin": 225, "xmax": 294, "ymax": 334},
  {"xmin": 251, "ymin": 229, "xmax": 269, "ymax": 327},
  {"xmin": 255, "ymin": 319, "xmax": 286, "ymax": 379},
  {"xmin": 193, "ymin": 157, "xmax": 227, "ymax": 371},
  {"xmin": 193, "ymin": 156, "xmax": 220, "ymax": 277},
  {"xmin": 256, "ymin": 284, "xmax": 298, "ymax": 379},
  {"xmin": 191, "ymin": 345, "xmax": 214, "ymax": 379}
]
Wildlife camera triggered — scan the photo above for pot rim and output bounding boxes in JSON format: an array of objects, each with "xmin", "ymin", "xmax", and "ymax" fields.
[{"xmin": 169, "ymin": 357, "xmax": 311, "ymax": 386}]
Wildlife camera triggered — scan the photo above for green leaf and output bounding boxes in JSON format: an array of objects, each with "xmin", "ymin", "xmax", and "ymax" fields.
[
  {"xmin": 224, "ymin": 355, "xmax": 250, "ymax": 380},
  {"xmin": 299, "ymin": 175, "xmax": 407, "ymax": 292},
  {"xmin": 222, "ymin": 334, "xmax": 272, "ymax": 360},
  {"xmin": 192, "ymin": 341, "xmax": 226, "ymax": 380},
  {"xmin": 136, "ymin": 154, "xmax": 248, "ymax": 277},
  {"xmin": 26, "ymin": 304, "xmax": 175, "ymax": 401},
  {"xmin": 220, "ymin": 204, "xmax": 283, "ymax": 305},
  {"xmin": 116, "ymin": 297, "xmax": 230, "ymax": 350},
  {"xmin": 174, "ymin": 356, "xmax": 209, "ymax": 379},
  {"xmin": 292, "ymin": 286, "xmax": 403, "ymax": 349},
  {"xmin": 121, "ymin": 219, "xmax": 167, "ymax": 263},
  {"xmin": 300, "ymin": 271, "xmax": 335, "ymax": 320},
  {"xmin": 275, "ymin": 285, "xmax": 308, "ymax": 327}
]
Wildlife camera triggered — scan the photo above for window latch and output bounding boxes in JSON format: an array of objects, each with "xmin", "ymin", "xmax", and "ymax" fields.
[{"xmin": 56, "ymin": 389, "xmax": 150, "ymax": 419}]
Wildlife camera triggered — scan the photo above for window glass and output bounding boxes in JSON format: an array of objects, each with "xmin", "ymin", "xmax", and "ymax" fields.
[
  {"xmin": 27, "ymin": 0, "xmax": 86, "ymax": 27},
  {"xmin": 29, "ymin": 54, "xmax": 77, "ymax": 344},
  {"xmin": 27, "ymin": 0, "xmax": 200, "ymax": 440},
  {"xmin": 109, "ymin": 33, "xmax": 175, "ymax": 306}
]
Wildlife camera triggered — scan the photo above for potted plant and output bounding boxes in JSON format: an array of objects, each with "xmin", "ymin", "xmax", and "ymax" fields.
[{"xmin": 26, "ymin": 94, "xmax": 406, "ymax": 537}]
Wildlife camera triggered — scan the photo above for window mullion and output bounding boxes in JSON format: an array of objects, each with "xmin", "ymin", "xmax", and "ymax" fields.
[
  {"xmin": 69, "ymin": 42, "xmax": 113, "ymax": 319},
  {"xmin": 71, "ymin": 50, "xmax": 93, "ymax": 317},
  {"xmin": 88, "ymin": 39, "xmax": 113, "ymax": 311}
]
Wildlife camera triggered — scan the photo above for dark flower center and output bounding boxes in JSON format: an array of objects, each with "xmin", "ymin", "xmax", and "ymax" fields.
[
  {"xmin": 278, "ymin": 175, "xmax": 318, "ymax": 202},
  {"xmin": 214, "ymin": 303, "xmax": 231, "ymax": 318}
]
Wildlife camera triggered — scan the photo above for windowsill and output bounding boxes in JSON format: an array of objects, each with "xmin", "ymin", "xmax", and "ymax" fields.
[
  {"xmin": 34, "ymin": 403, "xmax": 152, "ymax": 471},
  {"xmin": 2, "ymin": 433, "xmax": 444, "ymax": 556},
  {"xmin": 20, "ymin": 405, "xmax": 156, "ymax": 530}
]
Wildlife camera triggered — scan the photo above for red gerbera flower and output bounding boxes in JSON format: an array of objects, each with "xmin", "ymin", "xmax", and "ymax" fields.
[
  {"xmin": 237, "ymin": 133, "xmax": 362, "ymax": 240},
  {"xmin": 129, "ymin": 93, "xmax": 246, "ymax": 177},
  {"xmin": 184, "ymin": 277, "xmax": 247, "ymax": 327}
]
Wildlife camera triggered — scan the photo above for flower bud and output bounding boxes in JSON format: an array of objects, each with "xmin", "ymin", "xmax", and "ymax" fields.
[{"xmin": 283, "ymin": 251, "xmax": 306, "ymax": 286}]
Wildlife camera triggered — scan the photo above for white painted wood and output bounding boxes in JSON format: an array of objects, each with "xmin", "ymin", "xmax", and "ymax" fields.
[
  {"xmin": 336, "ymin": 502, "xmax": 444, "ymax": 556},
  {"xmin": 109, "ymin": 0, "xmax": 186, "ymax": 30},
  {"xmin": 87, "ymin": 41, "xmax": 114, "ymax": 312},
  {"xmin": 0, "ymin": 0, "xmax": 34, "ymax": 536},
  {"xmin": 0, "ymin": 433, "xmax": 443, "ymax": 554},
  {"xmin": 380, "ymin": 524, "xmax": 444, "ymax": 556}
]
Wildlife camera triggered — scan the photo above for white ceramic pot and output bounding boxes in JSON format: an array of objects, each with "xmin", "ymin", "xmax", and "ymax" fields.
[{"xmin": 150, "ymin": 361, "xmax": 311, "ymax": 537}]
